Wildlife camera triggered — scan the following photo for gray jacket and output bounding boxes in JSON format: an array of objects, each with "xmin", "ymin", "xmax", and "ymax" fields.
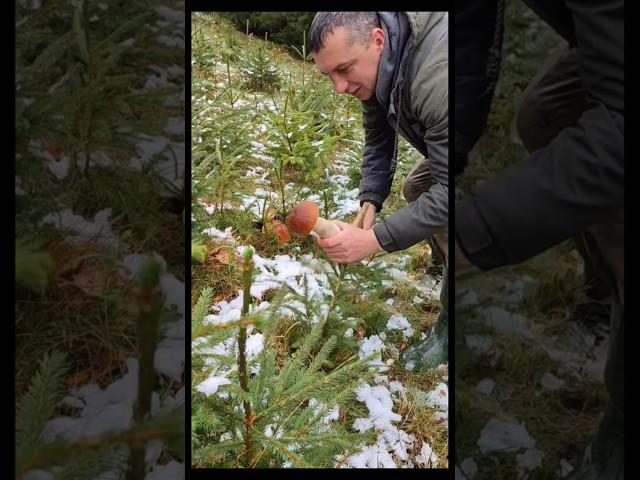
[{"xmin": 358, "ymin": 12, "xmax": 448, "ymax": 253}]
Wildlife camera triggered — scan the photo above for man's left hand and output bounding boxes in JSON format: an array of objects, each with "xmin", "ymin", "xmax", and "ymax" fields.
[{"xmin": 316, "ymin": 221, "xmax": 384, "ymax": 264}]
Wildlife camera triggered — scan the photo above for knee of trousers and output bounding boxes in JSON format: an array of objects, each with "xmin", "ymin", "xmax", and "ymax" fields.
[
  {"xmin": 515, "ymin": 92, "xmax": 550, "ymax": 153},
  {"xmin": 402, "ymin": 176, "xmax": 421, "ymax": 204}
]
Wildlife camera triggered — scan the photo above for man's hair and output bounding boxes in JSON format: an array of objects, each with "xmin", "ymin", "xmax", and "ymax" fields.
[{"xmin": 309, "ymin": 12, "xmax": 380, "ymax": 53}]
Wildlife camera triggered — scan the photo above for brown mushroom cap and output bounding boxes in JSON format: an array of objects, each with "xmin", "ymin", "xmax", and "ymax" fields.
[
  {"xmin": 287, "ymin": 201, "xmax": 320, "ymax": 235},
  {"xmin": 273, "ymin": 220, "xmax": 291, "ymax": 244}
]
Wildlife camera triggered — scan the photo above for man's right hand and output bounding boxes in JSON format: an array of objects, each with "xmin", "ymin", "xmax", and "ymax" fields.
[
  {"xmin": 352, "ymin": 202, "xmax": 376, "ymax": 230},
  {"xmin": 455, "ymin": 238, "xmax": 479, "ymax": 277}
]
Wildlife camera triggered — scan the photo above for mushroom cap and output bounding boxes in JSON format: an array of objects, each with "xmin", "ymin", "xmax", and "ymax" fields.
[
  {"xmin": 287, "ymin": 201, "xmax": 320, "ymax": 235},
  {"xmin": 272, "ymin": 220, "xmax": 291, "ymax": 244}
]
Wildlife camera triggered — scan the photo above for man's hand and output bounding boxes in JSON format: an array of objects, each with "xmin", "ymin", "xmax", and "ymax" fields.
[
  {"xmin": 454, "ymin": 238, "xmax": 479, "ymax": 276},
  {"xmin": 352, "ymin": 202, "xmax": 376, "ymax": 230},
  {"xmin": 317, "ymin": 221, "xmax": 383, "ymax": 263}
]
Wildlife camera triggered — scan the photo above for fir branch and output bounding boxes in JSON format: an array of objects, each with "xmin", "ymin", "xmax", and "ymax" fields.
[
  {"xmin": 238, "ymin": 248, "xmax": 255, "ymax": 466},
  {"xmin": 260, "ymin": 436, "xmax": 313, "ymax": 468},
  {"xmin": 250, "ymin": 349, "xmax": 277, "ymax": 411},
  {"xmin": 94, "ymin": 12, "xmax": 153, "ymax": 52},
  {"xmin": 193, "ymin": 440, "xmax": 245, "ymax": 466},
  {"xmin": 192, "ymin": 287, "xmax": 212, "ymax": 329},
  {"xmin": 192, "ymin": 311, "xmax": 267, "ymax": 340},
  {"xmin": 269, "ymin": 320, "xmax": 323, "ymax": 400},
  {"xmin": 259, "ymin": 342, "xmax": 360, "ymax": 421},
  {"xmin": 54, "ymin": 447, "xmax": 128, "ymax": 480},
  {"xmin": 23, "ymin": 31, "xmax": 75, "ymax": 77},
  {"xmin": 127, "ymin": 258, "xmax": 165, "ymax": 480},
  {"xmin": 17, "ymin": 411, "xmax": 182, "ymax": 477},
  {"xmin": 16, "ymin": 351, "xmax": 69, "ymax": 462},
  {"xmin": 276, "ymin": 355, "xmax": 367, "ymax": 416},
  {"xmin": 306, "ymin": 335, "xmax": 337, "ymax": 373}
]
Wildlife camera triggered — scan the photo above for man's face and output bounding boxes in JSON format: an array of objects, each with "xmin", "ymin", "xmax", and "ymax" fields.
[{"xmin": 312, "ymin": 26, "xmax": 385, "ymax": 101}]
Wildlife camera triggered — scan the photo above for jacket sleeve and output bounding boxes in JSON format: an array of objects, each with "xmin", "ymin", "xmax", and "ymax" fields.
[
  {"xmin": 373, "ymin": 38, "xmax": 449, "ymax": 252},
  {"xmin": 358, "ymin": 98, "xmax": 396, "ymax": 211},
  {"xmin": 456, "ymin": 0, "xmax": 624, "ymax": 269}
]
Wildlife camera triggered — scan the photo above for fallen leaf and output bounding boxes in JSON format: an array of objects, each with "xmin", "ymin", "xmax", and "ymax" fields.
[
  {"xmin": 57, "ymin": 253, "xmax": 103, "ymax": 276},
  {"xmin": 209, "ymin": 246, "xmax": 232, "ymax": 264},
  {"xmin": 71, "ymin": 269, "xmax": 108, "ymax": 297},
  {"xmin": 65, "ymin": 369, "xmax": 92, "ymax": 387},
  {"xmin": 46, "ymin": 142, "xmax": 65, "ymax": 160},
  {"xmin": 264, "ymin": 206, "xmax": 277, "ymax": 221},
  {"xmin": 213, "ymin": 293, "xmax": 228, "ymax": 303}
]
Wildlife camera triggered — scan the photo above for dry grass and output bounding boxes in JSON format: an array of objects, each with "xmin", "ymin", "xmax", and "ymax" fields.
[
  {"xmin": 15, "ymin": 240, "xmax": 138, "ymax": 397},
  {"xmin": 392, "ymin": 368, "xmax": 449, "ymax": 468},
  {"xmin": 16, "ymin": 169, "xmax": 185, "ymax": 402}
]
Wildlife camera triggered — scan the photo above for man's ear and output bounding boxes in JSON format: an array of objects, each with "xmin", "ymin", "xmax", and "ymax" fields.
[{"xmin": 372, "ymin": 27, "xmax": 385, "ymax": 51}]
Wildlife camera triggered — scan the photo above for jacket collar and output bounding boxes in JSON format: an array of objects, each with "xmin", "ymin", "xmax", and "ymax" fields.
[{"xmin": 374, "ymin": 12, "xmax": 412, "ymax": 113}]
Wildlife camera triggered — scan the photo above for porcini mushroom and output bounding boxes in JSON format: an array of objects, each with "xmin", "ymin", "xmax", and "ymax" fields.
[
  {"xmin": 272, "ymin": 220, "xmax": 291, "ymax": 244},
  {"xmin": 287, "ymin": 201, "xmax": 340, "ymax": 238},
  {"xmin": 262, "ymin": 219, "xmax": 291, "ymax": 244}
]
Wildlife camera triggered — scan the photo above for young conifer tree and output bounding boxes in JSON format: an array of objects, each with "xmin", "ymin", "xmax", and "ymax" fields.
[{"xmin": 192, "ymin": 248, "xmax": 377, "ymax": 467}]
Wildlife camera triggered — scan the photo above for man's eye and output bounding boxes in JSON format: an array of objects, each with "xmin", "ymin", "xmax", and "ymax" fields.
[{"xmin": 337, "ymin": 66, "xmax": 351, "ymax": 74}]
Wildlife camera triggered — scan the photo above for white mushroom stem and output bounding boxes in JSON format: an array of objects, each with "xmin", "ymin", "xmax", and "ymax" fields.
[{"xmin": 312, "ymin": 217, "xmax": 341, "ymax": 238}]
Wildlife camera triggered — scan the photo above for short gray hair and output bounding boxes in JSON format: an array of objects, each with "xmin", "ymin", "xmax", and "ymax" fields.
[{"xmin": 309, "ymin": 12, "xmax": 380, "ymax": 53}]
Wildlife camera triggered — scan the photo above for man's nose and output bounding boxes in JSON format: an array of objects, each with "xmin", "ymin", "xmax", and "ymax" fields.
[{"xmin": 332, "ymin": 77, "xmax": 349, "ymax": 94}]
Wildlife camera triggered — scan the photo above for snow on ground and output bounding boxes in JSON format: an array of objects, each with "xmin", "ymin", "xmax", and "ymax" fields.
[
  {"xmin": 338, "ymin": 379, "xmax": 443, "ymax": 468},
  {"xmin": 455, "ymin": 274, "xmax": 611, "ymax": 477},
  {"xmin": 203, "ymin": 226, "xmax": 234, "ymax": 241},
  {"xmin": 41, "ymin": 208, "xmax": 120, "ymax": 251},
  {"xmin": 386, "ymin": 314, "xmax": 415, "ymax": 338}
]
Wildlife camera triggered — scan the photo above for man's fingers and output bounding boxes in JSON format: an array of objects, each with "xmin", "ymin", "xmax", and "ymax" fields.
[
  {"xmin": 334, "ymin": 220, "xmax": 352, "ymax": 229},
  {"xmin": 328, "ymin": 253, "xmax": 347, "ymax": 264},
  {"xmin": 361, "ymin": 207, "xmax": 376, "ymax": 230},
  {"xmin": 352, "ymin": 206, "xmax": 366, "ymax": 226},
  {"xmin": 317, "ymin": 235, "xmax": 341, "ymax": 249},
  {"xmin": 317, "ymin": 238, "xmax": 329, "ymax": 248},
  {"xmin": 353, "ymin": 202, "xmax": 375, "ymax": 228},
  {"xmin": 321, "ymin": 247, "xmax": 340, "ymax": 256}
]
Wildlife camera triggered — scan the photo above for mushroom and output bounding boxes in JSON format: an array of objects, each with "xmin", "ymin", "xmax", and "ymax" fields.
[
  {"xmin": 287, "ymin": 201, "xmax": 340, "ymax": 238},
  {"xmin": 272, "ymin": 220, "xmax": 291, "ymax": 244},
  {"xmin": 262, "ymin": 219, "xmax": 291, "ymax": 244}
]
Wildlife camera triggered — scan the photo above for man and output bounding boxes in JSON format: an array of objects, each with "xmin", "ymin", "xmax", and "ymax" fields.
[
  {"xmin": 455, "ymin": 1, "xmax": 623, "ymax": 478},
  {"xmin": 309, "ymin": 12, "xmax": 449, "ymax": 371}
]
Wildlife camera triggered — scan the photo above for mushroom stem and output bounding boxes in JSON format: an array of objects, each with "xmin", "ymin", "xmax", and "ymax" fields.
[{"xmin": 313, "ymin": 217, "xmax": 341, "ymax": 238}]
